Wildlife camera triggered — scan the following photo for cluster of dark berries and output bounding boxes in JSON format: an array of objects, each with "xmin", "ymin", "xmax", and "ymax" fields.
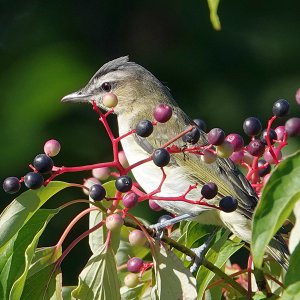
[{"xmin": 3, "ymin": 139, "xmax": 60, "ymax": 194}]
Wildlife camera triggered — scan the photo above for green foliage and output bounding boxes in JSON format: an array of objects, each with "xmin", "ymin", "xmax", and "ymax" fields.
[
  {"xmin": 207, "ymin": 0, "xmax": 221, "ymax": 30},
  {"xmin": 252, "ymin": 151, "xmax": 300, "ymax": 268}
]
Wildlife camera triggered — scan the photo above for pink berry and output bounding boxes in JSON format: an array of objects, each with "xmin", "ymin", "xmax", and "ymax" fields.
[
  {"xmin": 43, "ymin": 139, "xmax": 61, "ymax": 157},
  {"xmin": 229, "ymin": 150, "xmax": 244, "ymax": 164},
  {"xmin": 153, "ymin": 104, "xmax": 172, "ymax": 123},
  {"xmin": 122, "ymin": 192, "xmax": 139, "ymax": 209},
  {"xmin": 285, "ymin": 117, "xmax": 300, "ymax": 137},
  {"xmin": 83, "ymin": 177, "xmax": 101, "ymax": 195},
  {"xmin": 275, "ymin": 126, "xmax": 286, "ymax": 141},
  {"xmin": 102, "ymin": 92, "xmax": 118, "ymax": 108},
  {"xmin": 243, "ymin": 152, "xmax": 255, "ymax": 165},
  {"xmin": 149, "ymin": 200, "xmax": 162, "ymax": 211},
  {"xmin": 105, "ymin": 214, "xmax": 124, "ymax": 231},
  {"xmin": 92, "ymin": 167, "xmax": 110, "ymax": 180},
  {"xmin": 124, "ymin": 273, "xmax": 140, "ymax": 288},
  {"xmin": 264, "ymin": 149, "xmax": 282, "ymax": 164},
  {"xmin": 295, "ymin": 88, "xmax": 300, "ymax": 105},
  {"xmin": 129, "ymin": 230, "xmax": 147, "ymax": 247},
  {"xmin": 225, "ymin": 134, "xmax": 244, "ymax": 151},
  {"xmin": 127, "ymin": 257, "xmax": 144, "ymax": 273}
]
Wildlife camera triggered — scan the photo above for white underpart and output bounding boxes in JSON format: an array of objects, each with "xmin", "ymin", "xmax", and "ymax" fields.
[{"xmin": 118, "ymin": 116, "xmax": 223, "ymax": 226}]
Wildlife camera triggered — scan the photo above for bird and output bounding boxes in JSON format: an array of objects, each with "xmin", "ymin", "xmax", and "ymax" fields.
[{"xmin": 61, "ymin": 56, "xmax": 289, "ymax": 270}]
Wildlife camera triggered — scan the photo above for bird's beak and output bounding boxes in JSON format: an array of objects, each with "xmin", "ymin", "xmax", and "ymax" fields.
[{"xmin": 61, "ymin": 91, "xmax": 92, "ymax": 103}]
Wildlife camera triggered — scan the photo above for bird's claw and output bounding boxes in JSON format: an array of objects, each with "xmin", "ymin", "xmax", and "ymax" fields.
[{"xmin": 188, "ymin": 245, "xmax": 207, "ymax": 273}]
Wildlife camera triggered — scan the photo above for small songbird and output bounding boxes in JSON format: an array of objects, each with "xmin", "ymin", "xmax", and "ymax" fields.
[{"xmin": 61, "ymin": 56, "xmax": 289, "ymax": 269}]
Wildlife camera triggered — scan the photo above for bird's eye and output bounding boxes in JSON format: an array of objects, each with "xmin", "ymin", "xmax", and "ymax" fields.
[{"xmin": 101, "ymin": 82, "xmax": 112, "ymax": 92}]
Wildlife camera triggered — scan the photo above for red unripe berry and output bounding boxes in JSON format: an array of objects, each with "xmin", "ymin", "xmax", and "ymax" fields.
[
  {"xmin": 153, "ymin": 104, "xmax": 172, "ymax": 123},
  {"xmin": 296, "ymin": 88, "xmax": 300, "ymax": 105},
  {"xmin": 264, "ymin": 149, "xmax": 282, "ymax": 164},
  {"xmin": 149, "ymin": 200, "xmax": 162, "ymax": 211},
  {"xmin": 127, "ymin": 257, "xmax": 144, "ymax": 273},
  {"xmin": 92, "ymin": 167, "xmax": 110, "ymax": 180},
  {"xmin": 285, "ymin": 117, "xmax": 300, "ymax": 137},
  {"xmin": 129, "ymin": 230, "xmax": 147, "ymax": 247},
  {"xmin": 275, "ymin": 126, "xmax": 286, "ymax": 141},
  {"xmin": 229, "ymin": 151, "xmax": 244, "ymax": 164},
  {"xmin": 201, "ymin": 149, "xmax": 217, "ymax": 164},
  {"xmin": 105, "ymin": 214, "xmax": 124, "ymax": 231},
  {"xmin": 225, "ymin": 133, "xmax": 244, "ymax": 151},
  {"xmin": 122, "ymin": 192, "xmax": 139, "ymax": 208}
]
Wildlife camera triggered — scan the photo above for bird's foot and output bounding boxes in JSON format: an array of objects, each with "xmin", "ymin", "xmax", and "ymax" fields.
[{"xmin": 188, "ymin": 244, "xmax": 208, "ymax": 273}]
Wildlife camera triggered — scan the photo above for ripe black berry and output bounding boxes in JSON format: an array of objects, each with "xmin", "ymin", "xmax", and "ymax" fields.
[
  {"xmin": 219, "ymin": 196, "xmax": 238, "ymax": 213},
  {"xmin": 152, "ymin": 148, "xmax": 170, "ymax": 167},
  {"xmin": 33, "ymin": 154, "xmax": 54, "ymax": 174},
  {"xmin": 24, "ymin": 172, "xmax": 44, "ymax": 189},
  {"xmin": 127, "ymin": 257, "xmax": 144, "ymax": 273},
  {"xmin": 207, "ymin": 128, "xmax": 225, "ymax": 145},
  {"xmin": 201, "ymin": 182, "xmax": 218, "ymax": 199},
  {"xmin": 257, "ymin": 159, "xmax": 271, "ymax": 177},
  {"xmin": 243, "ymin": 117, "xmax": 262, "ymax": 136},
  {"xmin": 247, "ymin": 139, "xmax": 265, "ymax": 157},
  {"xmin": 135, "ymin": 120, "xmax": 153, "ymax": 137},
  {"xmin": 272, "ymin": 99, "xmax": 290, "ymax": 117},
  {"xmin": 89, "ymin": 184, "xmax": 106, "ymax": 201},
  {"xmin": 260, "ymin": 129, "xmax": 277, "ymax": 145},
  {"xmin": 3, "ymin": 177, "xmax": 21, "ymax": 194},
  {"xmin": 115, "ymin": 175, "xmax": 133, "ymax": 192},
  {"xmin": 182, "ymin": 127, "xmax": 200, "ymax": 144},
  {"xmin": 193, "ymin": 118, "xmax": 207, "ymax": 132}
]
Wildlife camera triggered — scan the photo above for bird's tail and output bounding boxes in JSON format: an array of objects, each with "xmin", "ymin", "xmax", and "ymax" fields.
[{"xmin": 267, "ymin": 234, "xmax": 289, "ymax": 270}]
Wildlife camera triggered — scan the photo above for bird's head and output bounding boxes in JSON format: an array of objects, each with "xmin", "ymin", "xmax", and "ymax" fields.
[{"xmin": 61, "ymin": 56, "xmax": 174, "ymax": 115}]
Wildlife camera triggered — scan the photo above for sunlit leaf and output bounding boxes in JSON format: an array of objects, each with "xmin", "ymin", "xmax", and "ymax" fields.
[
  {"xmin": 0, "ymin": 181, "xmax": 70, "ymax": 250},
  {"xmin": 150, "ymin": 241, "xmax": 197, "ymax": 299},
  {"xmin": 280, "ymin": 281, "xmax": 300, "ymax": 300},
  {"xmin": 0, "ymin": 209, "xmax": 59, "ymax": 300},
  {"xmin": 252, "ymin": 151, "xmax": 300, "ymax": 268},
  {"xmin": 62, "ymin": 286, "xmax": 76, "ymax": 300},
  {"xmin": 289, "ymin": 200, "xmax": 300, "ymax": 254},
  {"xmin": 196, "ymin": 230, "xmax": 244, "ymax": 298},
  {"xmin": 21, "ymin": 247, "xmax": 62, "ymax": 300},
  {"xmin": 72, "ymin": 244, "xmax": 120, "ymax": 300},
  {"xmin": 285, "ymin": 242, "xmax": 300, "ymax": 287}
]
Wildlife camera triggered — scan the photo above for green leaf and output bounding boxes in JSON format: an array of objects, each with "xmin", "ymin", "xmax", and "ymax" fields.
[
  {"xmin": 196, "ymin": 230, "xmax": 244, "ymax": 299},
  {"xmin": 120, "ymin": 284, "xmax": 146, "ymax": 300},
  {"xmin": 280, "ymin": 281, "xmax": 300, "ymax": 300},
  {"xmin": 62, "ymin": 286, "xmax": 76, "ymax": 300},
  {"xmin": 72, "ymin": 244, "xmax": 120, "ymax": 300},
  {"xmin": 21, "ymin": 247, "xmax": 62, "ymax": 300},
  {"xmin": 0, "ymin": 209, "xmax": 59, "ymax": 300},
  {"xmin": 289, "ymin": 201, "xmax": 300, "ymax": 253},
  {"xmin": 0, "ymin": 181, "xmax": 70, "ymax": 250},
  {"xmin": 207, "ymin": 0, "xmax": 221, "ymax": 31},
  {"xmin": 252, "ymin": 151, "xmax": 300, "ymax": 268},
  {"xmin": 150, "ymin": 241, "xmax": 197, "ymax": 300},
  {"xmin": 285, "ymin": 242, "xmax": 300, "ymax": 287}
]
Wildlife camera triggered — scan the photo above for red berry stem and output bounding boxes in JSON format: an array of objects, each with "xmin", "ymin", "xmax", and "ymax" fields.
[{"xmin": 265, "ymin": 116, "xmax": 279, "ymax": 164}]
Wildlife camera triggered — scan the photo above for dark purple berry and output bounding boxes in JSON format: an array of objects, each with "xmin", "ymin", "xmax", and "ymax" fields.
[
  {"xmin": 182, "ymin": 127, "xmax": 200, "ymax": 144},
  {"xmin": 158, "ymin": 214, "xmax": 173, "ymax": 224},
  {"xmin": 243, "ymin": 117, "xmax": 262, "ymax": 136},
  {"xmin": 193, "ymin": 118, "xmax": 207, "ymax": 132},
  {"xmin": 24, "ymin": 172, "xmax": 44, "ymax": 189},
  {"xmin": 247, "ymin": 139, "xmax": 265, "ymax": 157},
  {"xmin": 219, "ymin": 196, "xmax": 238, "ymax": 213},
  {"xmin": 260, "ymin": 129, "xmax": 278, "ymax": 145},
  {"xmin": 207, "ymin": 128, "xmax": 225, "ymax": 146},
  {"xmin": 135, "ymin": 120, "xmax": 153, "ymax": 137},
  {"xmin": 153, "ymin": 104, "xmax": 172, "ymax": 123},
  {"xmin": 272, "ymin": 99, "xmax": 290, "ymax": 117},
  {"xmin": 33, "ymin": 154, "xmax": 53, "ymax": 174},
  {"xmin": 201, "ymin": 182, "xmax": 218, "ymax": 199},
  {"xmin": 3, "ymin": 177, "xmax": 21, "ymax": 194},
  {"xmin": 89, "ymin": 184, "xmax": 106, "ymax": 201},
  {"xmin": 225, "ymin": 134, "xmax": 244, "ymax": 151},
  {"xmin": 257, "ymin": 159, "xmax": 271, "ymax": 177},
  {"xmin": 115, "ymin": 175, "xmax": 133, "ymax": 192},
  {"xmin": 285, "ymin": 118, "xmax": 300, "ymax": 137},
  {"xmin": 127, "ymin": 257, "xmax": 144, "ymax": 273},
  {"xmin": 152, "ymin": 148, "xmax": 170, "ymax": 167},
  {"xmin": 122, "ymin": 192, "xmax": 139, "ymax": 208}
]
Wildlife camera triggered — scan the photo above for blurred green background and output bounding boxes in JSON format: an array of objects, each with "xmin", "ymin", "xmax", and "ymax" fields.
[{"xmin": 1, "ymin": 0, "xmax": 300, "ymax": 285}]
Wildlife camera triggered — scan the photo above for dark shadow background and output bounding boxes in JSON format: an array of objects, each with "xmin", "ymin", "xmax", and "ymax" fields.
[{"xmin": 1, "ymin": 0, "xmax": 300, "ymax": 285}]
